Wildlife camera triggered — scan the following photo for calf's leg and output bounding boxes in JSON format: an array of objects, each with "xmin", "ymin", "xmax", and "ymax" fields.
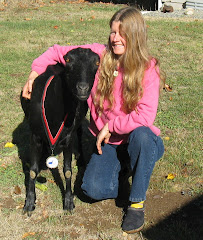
[
  {"xmin": 23, "ymin": 134, "xmax": 43, "ymax": 216},
  {"xmin": 63, "ymin": 141, "xmax": 75, "ymax": 211}
]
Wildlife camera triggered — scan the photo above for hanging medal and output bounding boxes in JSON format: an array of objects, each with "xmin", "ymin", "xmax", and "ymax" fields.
[{"xmin": 46, "ymin": 153, "xmax": 59, "ymax": 169}]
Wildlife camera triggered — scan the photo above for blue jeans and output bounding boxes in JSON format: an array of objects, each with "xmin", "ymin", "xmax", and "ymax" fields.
[{"xmin": 81, "ymin": 126, "xmax": 164, "ymax": 202}]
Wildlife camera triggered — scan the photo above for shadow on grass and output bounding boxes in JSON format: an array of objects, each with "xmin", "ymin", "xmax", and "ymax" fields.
[
  {"xmin": 12, "ymin": 117, "xmax": 30, "ymax": 176},
  {"xmin": 143, "ymin": 194, "xmax": 203, "ymax": 240}
]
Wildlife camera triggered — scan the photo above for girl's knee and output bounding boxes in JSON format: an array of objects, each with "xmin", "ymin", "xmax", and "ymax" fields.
[
  {"xmin": 129, "ymin": 127, "xmax": 154, "ymax": 144},
  {"xmin": 128, "ymin": 127, "xmax": 164, "ymax": 164},
  {"xmin": 81, "ymin": 144, "xmax": 120, "ymax": 200},
  {"xmin": 81, "ymin": 178, "xmax": 118, "ymax": 200},
  {"xmin": 81, "ymin": 181, "xmax": 103, "ymax": 200}
]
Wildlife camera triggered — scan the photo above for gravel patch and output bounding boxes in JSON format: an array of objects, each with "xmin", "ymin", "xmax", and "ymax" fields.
[{"xmin": 142, "ymin": 9, "xmax": 203, "ymax": 20}]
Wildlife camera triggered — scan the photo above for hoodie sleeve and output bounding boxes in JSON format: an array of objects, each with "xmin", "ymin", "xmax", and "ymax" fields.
[
  {"xmin": 31, "ymin": 43, "xmax": 105, "ymax": 75},
  {"xmin": 108, "ymin": 60, "xmax": 160, "ymax": 135}
]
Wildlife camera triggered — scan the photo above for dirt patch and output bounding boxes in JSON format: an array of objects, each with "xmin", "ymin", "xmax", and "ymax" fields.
[
  {"xmin": 0, "ymin": 190, "xmax": 195, "ymax": 221},
  {"xmin": 145, "ymin": 191, "xmax": 194, "ymax": 224},
  {"xmin": 75, "ymin": 200, "xmax": 122, "ymax": 232},
  {"xmin": 0, "ymin": 189, "xmax": 202, "ymax": 239},
  {"xmin": 0, "ymin": 196, "xmax": 17, "ymax": 209}
]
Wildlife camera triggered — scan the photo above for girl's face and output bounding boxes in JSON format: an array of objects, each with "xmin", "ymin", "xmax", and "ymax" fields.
[{"xmin": 110, "ymin": 21, "xmax": 126, "ymax": 56}]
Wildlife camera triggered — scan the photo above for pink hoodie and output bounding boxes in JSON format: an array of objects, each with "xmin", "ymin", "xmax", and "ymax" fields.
[{"xmin": 31, "ymin": 43, "xmax": 161, "ymax": 145}]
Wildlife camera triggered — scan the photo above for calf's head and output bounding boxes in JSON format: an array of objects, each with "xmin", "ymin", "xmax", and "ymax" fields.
[{"xmin": 64, "ymin": 48, "xmax": 100, "ymax": 101}]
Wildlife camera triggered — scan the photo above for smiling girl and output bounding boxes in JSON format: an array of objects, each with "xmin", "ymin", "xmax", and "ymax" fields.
[{"xmin": 22, "ymin": 7, "xmax": 165, "ymax": 234}]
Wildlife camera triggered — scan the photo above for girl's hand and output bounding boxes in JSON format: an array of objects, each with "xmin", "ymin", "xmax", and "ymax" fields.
[
  {"xmin": 96, "ymin": 123, "xmax": 111, "ymax": 155},
  {"xmin": 22, "ymin": 71, "xmax": 39, "ymax": 99}
]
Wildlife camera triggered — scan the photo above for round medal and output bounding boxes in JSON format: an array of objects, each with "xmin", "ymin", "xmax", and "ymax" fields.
[{"xmin": 46, "ymin": 156, "xmax": 58, "ymax": 169}]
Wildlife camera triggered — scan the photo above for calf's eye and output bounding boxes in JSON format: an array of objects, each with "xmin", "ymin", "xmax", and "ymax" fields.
[
  {"xmin": 66, "ymin": 58, "xmax": 70, "ymax": 63},
  {"xmin": 96, "ymin": 61, "xmax": 100, "ymax": 66}
]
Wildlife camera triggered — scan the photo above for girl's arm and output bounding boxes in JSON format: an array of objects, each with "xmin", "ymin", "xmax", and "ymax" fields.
[
  {"xmin": 96, "ymin": 123, "xmax": 111, "ymax": 155},
  {"xmin": 22, "ymin": 71, "xmax": 39, "ymax": 99}
]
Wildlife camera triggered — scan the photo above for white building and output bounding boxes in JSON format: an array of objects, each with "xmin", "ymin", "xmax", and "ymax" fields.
[{"xmin": 134, "ymin": 0, "xmax": 203, "ymax": 10}]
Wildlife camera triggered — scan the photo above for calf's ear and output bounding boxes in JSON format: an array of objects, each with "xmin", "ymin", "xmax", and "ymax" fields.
[
  {"xmin": 65, "ymin": 58, "xmax": 70, "ymax": 63},
  {"xmin": 63, "ymin": 53, "xmax": 70, "ymax": 63}
]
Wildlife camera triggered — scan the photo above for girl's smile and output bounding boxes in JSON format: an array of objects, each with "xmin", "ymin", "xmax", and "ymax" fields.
[{"xmin": 110, "ymin": 21, "xmax": 126, "ymax": 56}]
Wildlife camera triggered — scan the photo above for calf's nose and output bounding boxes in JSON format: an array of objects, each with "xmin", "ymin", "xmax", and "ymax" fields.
[{"xmin": 76, "ymin": 82, "xmax": 89, "ymax": 92}]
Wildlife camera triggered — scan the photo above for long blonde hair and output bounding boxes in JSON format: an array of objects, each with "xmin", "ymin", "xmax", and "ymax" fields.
[{"xmin": 95, "ymin": 7, "xmax": 165, "ymax": 114}]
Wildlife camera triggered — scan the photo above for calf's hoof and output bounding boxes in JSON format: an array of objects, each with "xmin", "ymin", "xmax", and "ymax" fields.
[
  {"xmin": 22, "ymin": 209, "xmax": 33, "ymax": 217},
  {"xmin": 23, "ymin": 202, "xmax": 35, "ymax": 217},
  {"xmin": 63, "ymin": 197, "xmax": 75, "ymax": 212}
]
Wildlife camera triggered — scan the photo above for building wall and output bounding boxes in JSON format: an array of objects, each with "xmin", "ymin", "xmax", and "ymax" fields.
[
  {"xmin": 90, "ymin": 0, "xmax": 203, "ymax": 10},
  {"xmin": 136, "ymin": 0, "xmax": 159, "ymax": 10},
  {"xmin": 162, "ymin": 0, "xmax": 203, "ymax": 10}
]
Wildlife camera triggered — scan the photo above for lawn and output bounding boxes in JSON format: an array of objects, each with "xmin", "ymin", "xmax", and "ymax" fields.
[{"xmin": 0, "ymin": 1, "xmax": 202, "ymax": 239}]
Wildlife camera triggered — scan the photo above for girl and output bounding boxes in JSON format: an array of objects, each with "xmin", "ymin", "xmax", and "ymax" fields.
[{"xmin": 22, "ymin": 7, "xmax": 165, "ymax": 234}]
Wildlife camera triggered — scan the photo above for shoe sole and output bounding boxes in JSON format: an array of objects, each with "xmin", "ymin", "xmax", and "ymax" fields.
[{"xmin": 123, "ymin": 223, "xmax": 144, "ymax": 234}]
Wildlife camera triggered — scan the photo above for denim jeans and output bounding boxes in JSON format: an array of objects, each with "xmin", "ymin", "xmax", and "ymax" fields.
[{"xmin": 81, "ymin": 126, "xmax": 164, "ymax": 202}]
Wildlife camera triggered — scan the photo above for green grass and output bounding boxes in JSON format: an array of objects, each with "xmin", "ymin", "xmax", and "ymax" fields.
[{"xmin": 0, "ymin": 1, "xmax": 202, "ymax": 239}]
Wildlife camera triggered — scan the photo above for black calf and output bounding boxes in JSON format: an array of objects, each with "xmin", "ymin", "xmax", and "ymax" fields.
[{"xmin": 21, "ymin": 48, "xmax": 100, "ymax": 216}]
